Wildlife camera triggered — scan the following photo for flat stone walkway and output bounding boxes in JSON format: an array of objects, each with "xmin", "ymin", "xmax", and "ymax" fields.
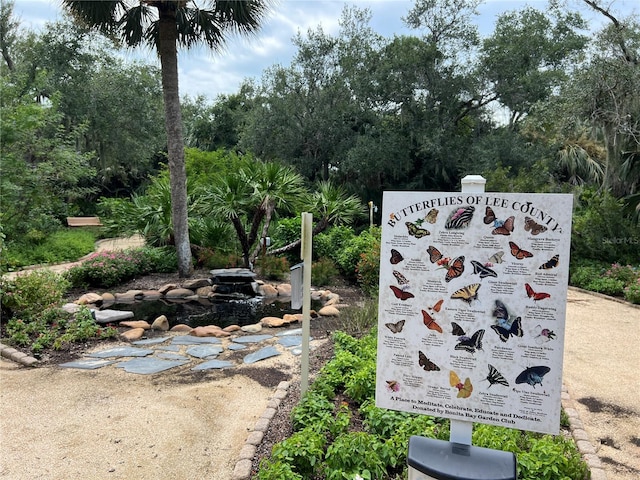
[{"xmin": 57, "ymin": 328, "xmax": 308, "ymax": 375}]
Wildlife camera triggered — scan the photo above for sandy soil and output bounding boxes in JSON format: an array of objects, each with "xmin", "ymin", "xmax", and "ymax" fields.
[{"xmin": 0, "ymin": 352, "xmax": 299, "ymax": 480}]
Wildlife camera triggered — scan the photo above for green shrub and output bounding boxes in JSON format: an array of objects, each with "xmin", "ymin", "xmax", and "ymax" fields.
[
  {"xmin": 256, "ymin": 459, "xmax": 303, "ymax": 480},
  {"xmin": 271, "ymin": 428, "xmax": 326, "ymax": 476},
  {"xmin": 335, "ymin": 229, "xmax": 378, "ymax": 279},
  {"xmin": 65, "ymin": 247, "xmax": 177, "ymax": 288},
  {"xmin": 572, "ymin": 188, "xmax": 640, "ymax": 264},
  {"xmin": 1, "ymin": 270, "xmax": 70, "ymax": 318},
  {"xmin": 324, "ymin": 432, "xmax": 387, "ymax": 480},
  {"xmin": 312, "ymin": 257, "xmax": 339, "ymax": 286},
  {"xmin": 624, "ymin": 279, "xmax": 640, "ymax": 304},
  {"xmin": 584, "ymin": 277, "xmax": 625, "ymax": 296},
  {"xmin": 291, "ymin": 391, "xmax": 335, "ymax": 432},
  {"xmin": 314, "ymin": 226, "xmax": 356, "ymax": 261},
  {"xmin": 355, "ymin": 228, "xmax": 381, "ymax": 295},
  {"xmin": 257, "ymin": 255, "xmax": 290, "ymax": 280},
  {"xmin": 569, "ymin": 260, "xmax": 606, "ymax": 289}
]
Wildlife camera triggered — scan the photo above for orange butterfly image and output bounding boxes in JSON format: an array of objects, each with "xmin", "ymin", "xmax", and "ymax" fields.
[
  {"xmin": 390, "ymin": 285, "xmax": 414, "ymax": 301},
  {"xmin": 429, "ymin": 299, "xmax": 444, "ymax": 313},
  {"xmin": 509, "ymin": 241, "xmax": 533, "ymax": 260},
  {"xmin": 445, "ymin": 256, "xmax": 465, "ymax": 283},
  {"xmin": 422, "ymin": 310, "xmax": 443, "ymax": 333},
  {"xmin": 525, "ymin": 283, "xmax": 551, "ymax": 301}
]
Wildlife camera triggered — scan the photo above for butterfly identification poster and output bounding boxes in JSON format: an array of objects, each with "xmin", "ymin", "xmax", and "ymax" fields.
[{"xmin": 375, "ymin": 191, "xmax": 573, "ymax": 435}]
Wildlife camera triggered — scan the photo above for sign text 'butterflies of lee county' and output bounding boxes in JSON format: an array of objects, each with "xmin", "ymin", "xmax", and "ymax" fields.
[{"xmin": 375, "ymin": 192, "xmax": 573, "ymax": 435}]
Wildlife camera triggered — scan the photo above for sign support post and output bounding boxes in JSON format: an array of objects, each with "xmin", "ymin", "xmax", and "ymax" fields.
[
  {"xmin": 300, "ymin": 212, "xmax": 313, "ymax": 396},
  {"xmin": 448, "ymin": 175, "xmax": 488, "ymax": 445}
]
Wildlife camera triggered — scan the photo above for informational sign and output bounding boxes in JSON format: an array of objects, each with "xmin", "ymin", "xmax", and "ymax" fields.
[{"xmin": 375, "ymin": 192, "xmax": 573, "ymax": 434}]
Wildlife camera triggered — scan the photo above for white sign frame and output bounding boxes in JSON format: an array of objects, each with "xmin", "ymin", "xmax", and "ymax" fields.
[{"xmin": 375, "ymin": 191, "xmax": 573, "ymax": 435}]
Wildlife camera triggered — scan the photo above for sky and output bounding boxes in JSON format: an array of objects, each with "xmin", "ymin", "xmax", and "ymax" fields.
[{"xmin": 12, "ymin": 0, "xmax": 640, "ymax": 101}]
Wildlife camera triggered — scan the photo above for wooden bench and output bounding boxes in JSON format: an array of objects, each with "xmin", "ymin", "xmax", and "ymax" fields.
[{"xmin": 66, "ymin": 216, "xmax": 103, "ymax": 227}]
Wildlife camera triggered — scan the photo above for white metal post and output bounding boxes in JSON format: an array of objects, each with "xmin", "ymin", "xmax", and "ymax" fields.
[
  {"xmin": 449, "ymin": 175, "xmax": 487, "ymax": 445},
  {"xmin": 300, "ymin": 212, "xmax": 313, "ymax": 396}
]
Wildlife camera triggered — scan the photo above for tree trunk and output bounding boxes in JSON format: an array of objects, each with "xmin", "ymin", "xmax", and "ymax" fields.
[{"xmin": 157, "ymin": 4, "xmax": 192, "ymax": 277}]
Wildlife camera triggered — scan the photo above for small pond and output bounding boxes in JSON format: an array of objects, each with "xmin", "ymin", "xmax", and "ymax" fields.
[{"xmin": 107, "ymin": 296, "xmax": 321, "ymax": 329}]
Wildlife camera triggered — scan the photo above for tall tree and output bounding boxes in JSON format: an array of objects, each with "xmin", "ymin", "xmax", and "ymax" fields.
[{"xmin": 62, "ymin": 0, "xmax": 273, "ymax": 277}]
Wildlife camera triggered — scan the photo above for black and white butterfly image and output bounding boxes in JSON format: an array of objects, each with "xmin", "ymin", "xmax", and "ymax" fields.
[
  {"xmin": 385, "ymin": 320, "xmax": 405, "ymax": 334},
  {"xmin": 491, "ymin": 317, "xmax": 523, "ymax": 342},
  {"xmin": 516, "ymin": 366, "xmax": 551, "ymax": 388},
  {"xmin": 454, "ymin": 329, "xmax": 485, "ymax": 354},
  {"xmin": 418, "ymin": 351, "xmax": 440, "ymax": 371},
  {"xmin": 470, "ymin": 260, "xmax": 498, "ymax": 279},
  {"xmin": 445, "ymin": 206, "xmax": 475, "ymax": 229},
  {"xmin": 485, "ymin": 364, "xmax": 509, "ymax": 388}
]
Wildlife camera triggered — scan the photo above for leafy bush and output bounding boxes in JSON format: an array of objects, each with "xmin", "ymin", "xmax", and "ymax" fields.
[
  {"xmin": 257, "ymin": 330, "xmax": 590, "ymax": 480},
  {"xmin": 314, "ymin": 226, "xmax": 356, "ymax": 262},
  {"xmin": 334, "ymin": 229, "xmax": 379, "ymax": 280},
  {"xmin": 1, "ymin": 271, "xmax": 117, "ymax": 353},
  {"xmin": 66, "ymin": 247, "xmax": 177, "ymax": 288},
  {"xmin": 1, "ymin": 270, "xmax": 70, "ymax": 318},
  {"xmin": 311, "ymin": 257, "xmax": 339, "ymax": 286},
  {"xmin": 583, "ymin": 277, "xmax": 625, "ymax": 296},
  {"xmin": 570, "ymin": 260, "xmax": 639, "ymax": 299},
  {"xmin": 271, "ymin": 428, "xmax": 326, "ymax": 476},
  {"xmin": 624, "ymin": 279, "xmax": 640, "ymax": 304},
  {"xmin": 572, "ymin": 188, "xmax": 640, "ymax": 264},
  {"xmin": 355, "ymin": 228, "xmax": 381, "ymax": 295},
  {"xmin": 257, "ymin": 255, "xmax": 290, "ymax": 280}
]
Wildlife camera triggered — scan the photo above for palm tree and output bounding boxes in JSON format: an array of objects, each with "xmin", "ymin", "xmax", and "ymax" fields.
[
  {"xmin": 204, "ymin": 159, "xmax": 306, "ymax": 268},
  {"xmin": 62, "ymin": 0, "xmax": 273, "ymax": 277}
]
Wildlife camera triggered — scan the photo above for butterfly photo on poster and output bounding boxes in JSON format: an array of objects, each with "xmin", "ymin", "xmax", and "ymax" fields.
[
  {"xmin": 418, "ymin": 351, "xmax": 440, "ymax": 372},
  {"xmin": 484, "ymin": 207, "xmax": 514, "ymax": 235},
  {"xmin": 470, "ymin": 260, "xmax": 498, "ymax": 279},
  {"xmin": 390, "ymin": 248, "xmax": 404, "ymax": 265},
  {"xmin": 485, "ymin": 364, "xmax": 509, "ymax": 388},
  {"xmin": 390, "ymin": 285, "xmax": 414, "ymax": 301},
  {"xmin": 406, "ymin": 221, "xmax": 430, "ymax": 238},
  {"xmin": 516, "ymin": 366, "xmax": 551, "ymax": 388},
  {"xmin": 450, "ymin": 371, "xmax": 473, "ymax": 398},
  {"xmin": 444, "ymin": 205, "xmax": 475, "ymax": 229},
  {"xmin": 385, "ymin": 320, "xmax": 405, "ymax": 334},
  {"xmin": 422, "ymin": 310, "xmax": 443, "ymax": 333},
  {"xmin": 426, "ymin": 245, "xmax": 465, "ymax": 282},
  {"xmin": 454, "ymin": 328, "xmax": 485, "ymax": 354},
  {"xmin": 450, "ymin": 283, "xmax": 480, "ymax": 304},
  {"xmin": 524, "ymin": 216, "xmax": 548, "ymax": 235}
]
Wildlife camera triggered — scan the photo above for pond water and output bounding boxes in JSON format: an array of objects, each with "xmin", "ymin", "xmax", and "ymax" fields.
[{"xmin": 107, "ymin": 297, "xmax": 321, "ymax": 329}]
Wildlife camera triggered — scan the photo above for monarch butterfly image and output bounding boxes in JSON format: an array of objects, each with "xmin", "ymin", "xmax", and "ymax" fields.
[
  {"xmin": 390, "ymin": 248, "xmax": 404, "ymax": 265},
  {"xmin": 418, "ymin": 351, "xmax": 440, "ymax": 371},
  {"xmin": 450, "ymin": 371, "xmax": 473, "ymax": 398},
  {"xmin": 485, "ymin": 364, "xmax": 509, "ymax": 388},
  {"xmin": 470, "ymin": 260, "xmax": 498, "ymax": 279},
  {"xmin": 424, "ymin": 208, "xmax": 439, "ymax": 224},
  {"xmin": 509, "ymin": 241, "xmax": 533, "ymax": 260},
  {"xmin": 427, "ymin": 246, "xmax": 465, "ymax": 282},
  {"xmin": 454, "ymin": 328, "xmax": 484, "ymax": 353},
  {"xmin": 445, "ymin": 205, "xmax": 475, "ymax": 229},
  {"xmin": 422, "ymin": 310, "xmax": 443, "ymax": 333},
  {"xmin": 516, "ymin": 365, "xmax": 551, "ymax": 387},
  {"xmin": 491, "ymin": 317, "xmax": 523, "ymax": 342},
  {"xmin": 450, "ymin": 283, "xmax": 480, "ymax": 304},
  {"xmin": 525, "ymin": 283, "xmax": 551, "ymax": 301},
  {"xmin": 538, "ymin": 254, "xmax": 559, "ymax": 270},
  {"xmin": 390, "ymin": 285, "xmax": 414, "ymax": 301},
  {"xmin": 406, "ymin": 221, "xmax": 430, "ymax": 238},
  {"xmin": 524, "ymin": 216, "xmax": 548, "ymax": 235},
  {"xmin": 385, "ymin": 320, "xmax": 405, "ymax": 334}
]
